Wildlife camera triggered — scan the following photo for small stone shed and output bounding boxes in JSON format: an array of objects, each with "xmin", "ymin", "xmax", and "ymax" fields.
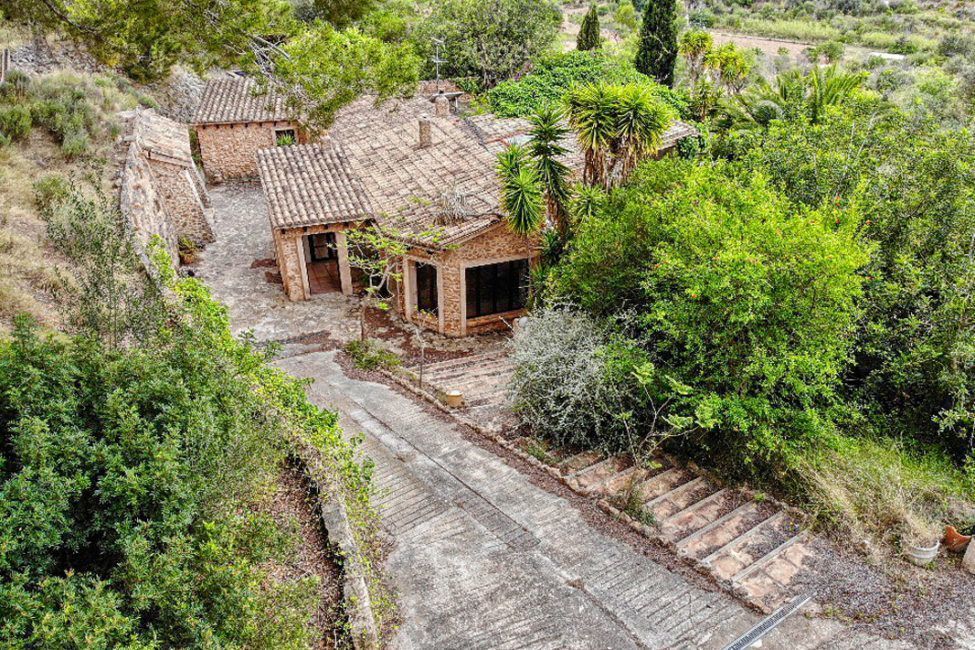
[
  {"xmin": 257, "ymin": 91, "xmax": 698, "ymax": 337},
  {"xmin": 119, "ymin": 108, "xmax": 213, "ymax": 261},
  {"xmin": 193, "ymin": 77, "xmax": 305, "ymax": 183}
]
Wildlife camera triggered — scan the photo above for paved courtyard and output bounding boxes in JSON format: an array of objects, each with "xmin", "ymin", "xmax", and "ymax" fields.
[{"xmin": 194, "ymin": 184, "xmax": 361, "ymax": 344}]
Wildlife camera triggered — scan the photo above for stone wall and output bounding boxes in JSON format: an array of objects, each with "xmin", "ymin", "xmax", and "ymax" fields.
[
  {"xmin": 149, "ymin": 159, "xmax": 214, "ymax": 248},
  {"xmin": 197, "ymin": 120, "xmax": 301, "ymax": 183},
  {"xmin": 119, "ymin": 142, "xmax": 179, "ymax": 266},
  {"xmin": 399, "ymin": 222, "xmax": 537, "ymax": 337},
  {"xmin": 275, "ymin": 223, "xmax": 355, "ymax": 300}
]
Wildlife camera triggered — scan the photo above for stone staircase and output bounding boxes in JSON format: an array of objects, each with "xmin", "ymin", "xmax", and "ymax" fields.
[
  {"xmin": 525, "ymin": 443, "xmax": 816, "ymax": 613},
  {"xmin": 406, "ymin": 350, "xmax": 517, "ymax": 433},
  {"xmin": 400, "ymin": 349, "xmax": 817, "ymax": 614}
]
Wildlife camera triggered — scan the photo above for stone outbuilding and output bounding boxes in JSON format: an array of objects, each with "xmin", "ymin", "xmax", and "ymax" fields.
[
  {"xmin": 256, "ymin": 91, "xmax": 698, "ymax": 337},
  {"xmin": 193, "ymin": 77, "xmax": 305, "ymax": 183},
  {"xmin": 118, "ymin": 108, "xmax": 213, "ymax": 262}
]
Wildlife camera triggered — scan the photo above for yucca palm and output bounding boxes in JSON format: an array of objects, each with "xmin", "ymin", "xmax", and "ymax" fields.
[
  {"xmin": 566, "ymin": 83, "xmax": 618, "ymax": 187},
  {"xmin": 527, "ymin": 106, "xmax": 572, "ymax": 236},
  {"xmin": 566, "ymin": 82, "xmax": 675, "ymax": 189},
  {"xmin": 807, "ymin": 65, "xmax": 866, "ymax": 124},
  {"xmin": 497, "ymin": 144, "xmax": 545, "ymax": 235},
  {"xmin": 730, "ymin": 65, "xmax": 865, "ymax": 129}
]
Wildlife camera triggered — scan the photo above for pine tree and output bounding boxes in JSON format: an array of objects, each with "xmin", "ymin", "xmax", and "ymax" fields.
[
  {"xmin": 577, "ymin": 5, "xmax": 602, "ymax": 51},
  {"xmin": 635, "ymin": 0, "xmax": 678, "ymax": 87}
]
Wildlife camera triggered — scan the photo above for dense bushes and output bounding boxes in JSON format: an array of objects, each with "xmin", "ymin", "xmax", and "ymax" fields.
[
  {"xmin": 0, "ymin": 190, "xmax": 374, "ymax": 647},
  {"xmin": 0, "ymin": 72, "xmax": 148, "ymax": 158},
  {"xmin": 743, "ymin": 97, "xmax": 975, "ymax": 460},
  {"xmin": 484, "ymin": 51, "xmax": 686, "ymax": 118},
  {"xmin": 511, "ymin": 308, "xmax": 669, "ymax": 451},
  {"xmin": 545, "ymin": 161, "xmax": 868, "ymax": 473}
]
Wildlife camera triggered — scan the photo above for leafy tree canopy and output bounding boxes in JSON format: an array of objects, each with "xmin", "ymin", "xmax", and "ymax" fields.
[
  {"xmin": 552, "ymin": 160, "xmax": 868, "ymax": 472},
  {"xmin": 4, "ymin": 0, "xmax": 420, "ymax": 129},
  {"xmin": 411, "ymin": 0, "xmax": 562, "ymax": 88}
]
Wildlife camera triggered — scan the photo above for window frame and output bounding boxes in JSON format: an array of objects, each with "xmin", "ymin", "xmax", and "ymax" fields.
[{"xmin": 464, "ymin": 258, "xmax": 529, "ymax": 320}]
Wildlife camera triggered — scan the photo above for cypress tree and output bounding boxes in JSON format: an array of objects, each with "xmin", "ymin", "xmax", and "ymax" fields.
[
  {"xmin": 635, "ymin": 0, "xmax": 678, "ymax": 87},
  {"xmin": 577, "ymin": 5, "xmax": 602, "ymax": 51}
]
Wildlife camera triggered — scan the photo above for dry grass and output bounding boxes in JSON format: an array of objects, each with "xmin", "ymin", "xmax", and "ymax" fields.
[
  {"xmin": 804, "ymin": 435, "xmax": 975, "ymax": 555},
  {"xmin": 0, "ymin": 69, "xmax": 148, "ymax": 333}
]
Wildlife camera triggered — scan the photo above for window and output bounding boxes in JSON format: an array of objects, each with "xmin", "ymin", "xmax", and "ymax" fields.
[
  {"xmin": 465, "ymin": 259, "xmax": 529, "ymax": 319},
  {"xmin": 275, "ymin": 128, "xmax": 297, "ymax": 146},
  {"xmin": 415, "ymin": 262, "xmax": 438, "ymax": 315}
]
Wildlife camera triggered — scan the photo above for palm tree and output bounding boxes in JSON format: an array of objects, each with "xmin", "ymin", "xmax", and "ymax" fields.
[
  {"xmin": 614, "ymin": 84, "xmax": 672, "ymax": 178},
  {"xmin": 807, "ymin": 65, "xmax": 865, "ymax": 123},
  {"xmin": 497, "ymin": 144, "xmax": 545, "ymax": 235},
  {"xmin": 566, "ymin": 82, "xmax": 675, "ymax": 189},
  {"xmin": 527, "ymin": 106, "xmax": 571, "ymax": 237},
  {"xmin": 566, "ymin": 83, "xmax": 617, "ymax": 188},
  {"xmin": 729, "ymin": 65, "xmax": 865, "ymax": 130}
]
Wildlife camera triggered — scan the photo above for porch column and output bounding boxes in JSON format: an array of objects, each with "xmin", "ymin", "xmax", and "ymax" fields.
[{"xmin": 335, "ymin": 230, "xmax": 353, "ymax": 296}]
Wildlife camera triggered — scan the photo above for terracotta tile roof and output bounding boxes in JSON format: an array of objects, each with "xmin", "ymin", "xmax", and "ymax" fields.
[
  {"xmin": 323, "ymin": 95, "xmax": 509, "ymax": 247},
  {"xmin": 256, "ymin": 94, "xmax": 698, "ymax": 248},
  {"xmin": 194, "ymin": 77, "xmax": 291, "ymax": 125},
  {"xmin": 257, "ymin": 141, "xmax": 373, "ymax": 229},
  {"xmin": 125, "ymin": 108, "xmax": 193, "ymax": 166}
]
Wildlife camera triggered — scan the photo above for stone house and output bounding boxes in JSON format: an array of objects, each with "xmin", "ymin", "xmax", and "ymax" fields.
[
  {"xmin": 119, "ymin": 108, "xmax": 213, "ymax": 262},
  {"xmin": 257, "ymin": 91, "xmax": 697, "ymax": 337},
  {"xmin": 193, "ymin": 77, "xmax": 305, "ymax": 183}
]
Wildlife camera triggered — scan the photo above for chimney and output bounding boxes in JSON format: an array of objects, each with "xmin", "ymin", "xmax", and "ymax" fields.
[
  {"xmin": 434, "ymin": 92, "xmax": 450, "ymax": 117},
  {"xmin": 418, "ymin": 115, "xmax": 432, "ymax": 148}
]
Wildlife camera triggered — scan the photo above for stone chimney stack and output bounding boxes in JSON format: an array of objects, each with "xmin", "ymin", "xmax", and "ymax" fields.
[
  {"xmin": 434, "ymin": 92, "xmax": 450, "ymax": 117},
  {"xmin": 418, "ymin": 115, "xmax": 432, "ymax": 148}
]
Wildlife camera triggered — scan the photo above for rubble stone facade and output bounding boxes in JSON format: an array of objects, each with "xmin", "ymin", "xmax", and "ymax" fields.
[
  {"xmin": 196, "ymin": 120, "xmax": 304, "ymax": 183},
  {"xmin": 396, "ymin": 222, "xmax": 537, "ymax": 337},
  {"xmin": 117, "ymin": 108, "xmax": 213, "ymax": 266}
]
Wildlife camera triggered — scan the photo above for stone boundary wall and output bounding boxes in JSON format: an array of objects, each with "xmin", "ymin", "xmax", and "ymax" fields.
[
  {"xmin": 119, "ymin": 141, "xmax": 179, "ymax": 269},
  {"xmin": 290, "ymin": 439, "xmax": 381, "ymax": 650}
]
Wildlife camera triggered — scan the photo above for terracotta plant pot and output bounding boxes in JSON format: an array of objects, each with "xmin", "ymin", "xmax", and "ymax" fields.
[
  {"xmin": 904, "ymin": 540, "xmax": 940, "ymax": 566},
  {"xmin": 944, "ymin": 526, "xmax": 972, "ymax": 553}
]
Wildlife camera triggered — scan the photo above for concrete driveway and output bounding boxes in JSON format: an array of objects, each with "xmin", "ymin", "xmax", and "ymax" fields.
[{"xmin": 277, "ymin": 351, "xmax": 896, "ymax": 650}]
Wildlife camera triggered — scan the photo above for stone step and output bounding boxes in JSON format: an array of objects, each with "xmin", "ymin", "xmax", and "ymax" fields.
[
  {"xmin": 567, "ymin": 456, "xmax": 631, "ymax": 494},
  {"xmin": 658, "ymin": 488, "xmax": 736, "ymax": 541},
  {"xmin": 418, "ymin": 353, "xmax": 510, "ymax": 377},
  {"xmin": 706, "ymin": 512, "xmax": 794, "ymax": 581},
  {"xmin": 592, "ymin": 464, "xmax": 651, "ymax": 497},
  {"xmin": 633, "ymin": 468, "xmax": 693, "ymax": 503},
  {"xmin": 645, "ymin": 477, "xmax": 715, "ymax": 520},
  {"xmin": 735, "ymin": 536, "xmax": 814, "ymax": 612},
  {"xmin": 424, "ymin": 361, "xmax": 513, "ymax": 386},
  {"xmin": 679, "ymin": 501, "xmax": 773, "ymax": 566},
  {"xmin": 675, "ymin": 501, "xmax": 762, "ymax": 558},
  {"xmin": 561, "ymin": 450, "xmax": 604, "ymax": 474}
]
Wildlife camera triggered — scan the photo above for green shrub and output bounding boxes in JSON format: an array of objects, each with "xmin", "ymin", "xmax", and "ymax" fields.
[
  {"xmin": 485, "ymin": 51, "xmax": 687, "ymax": 118},
  {"xmin": 0, "ymin": 105, "xmax": 32, "ymax": 141},
  {"xmin": 552, "ymin": 160, "xmax": 868, "ymax": 475},
  {"xmin": 345, "ymin": 338, "xmax": 402, "ymax": 371},
  {"xmin": 60, "ymin": 130, "xmax": 90, "ymax": 158},
  {"xmin": 32, "ymin": 174, "xmax": 71, "ymax": 215}
]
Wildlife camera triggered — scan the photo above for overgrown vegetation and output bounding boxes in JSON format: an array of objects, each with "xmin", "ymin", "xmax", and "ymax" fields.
[
  {"xmin": 0, "ymin": 188, "xmax": 384, "ymax": 646},
  {"xmin": 483, "ymin": 51, "xmax": 684, "ymax": 118}
]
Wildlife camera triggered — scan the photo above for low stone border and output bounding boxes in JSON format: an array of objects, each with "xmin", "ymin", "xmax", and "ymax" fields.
[
  {"xmin": 379, "ymin": 365, "xmax": 809, "ymax": 613},
  {"xmin": 290, "ymin": 444, "xmax": 381, "ymax": 650}
]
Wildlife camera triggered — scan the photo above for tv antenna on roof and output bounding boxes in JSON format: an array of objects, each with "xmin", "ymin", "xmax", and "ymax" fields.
[{"xmin": 431, "ymin": 37, "xmax": 446, "ymax": 92}]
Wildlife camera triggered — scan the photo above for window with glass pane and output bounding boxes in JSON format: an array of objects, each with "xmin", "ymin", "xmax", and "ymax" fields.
[
  {"xmin": 465, "ymin": 259, "xmax": 528, "ymax": 319},
  {"xmin": 415, "ymin": 262, "xmax": 438, "ymax": 315}
]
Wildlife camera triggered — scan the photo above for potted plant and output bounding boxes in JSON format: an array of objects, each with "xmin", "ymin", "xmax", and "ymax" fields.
[{"xmin": 903, "ymin": 519, "xmax": 942, "ymax": 566}]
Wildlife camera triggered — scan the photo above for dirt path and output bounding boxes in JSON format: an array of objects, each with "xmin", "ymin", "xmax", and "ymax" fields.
[{"xmin": 267, "ymin": 465, "xmax": 346, "ymax": 649}]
